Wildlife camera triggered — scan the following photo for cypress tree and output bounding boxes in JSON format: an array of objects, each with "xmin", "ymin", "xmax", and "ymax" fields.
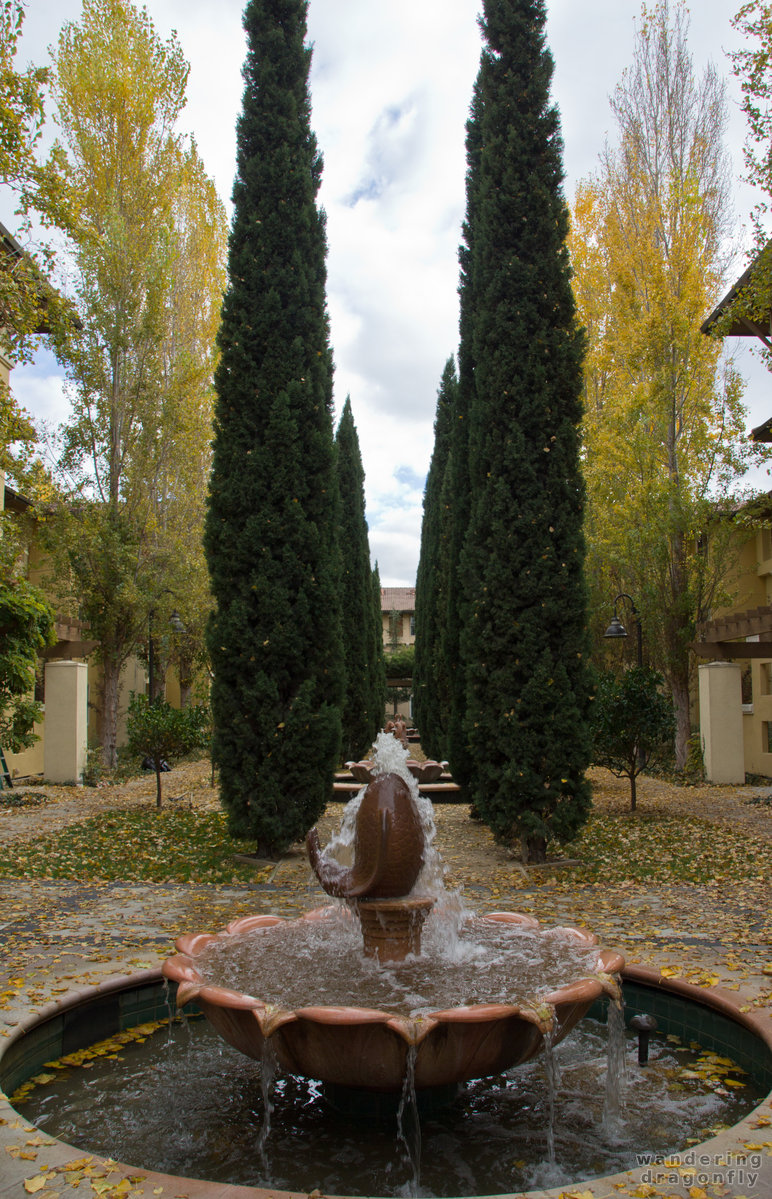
[
  {"xmin": 369, "ymin": 563, "xmax": 386, "ymax": 741},
  {"xmin": 414, "ymin": 357, "xmax": 457, "ymax": 758},
  {"xmin": 458, "ymin": 0, "xmax": 592, "ymax": 860},
  {"xmin": 204, "ymin": 0, "xmax": 343, "ymax": 858},
  {"xmin": 445, "ymin": 79, "xmax": 483, "ymax": 793},
  {"xmin": 335, "ymin": 397, "xmax": 378, "ymax": 760}
]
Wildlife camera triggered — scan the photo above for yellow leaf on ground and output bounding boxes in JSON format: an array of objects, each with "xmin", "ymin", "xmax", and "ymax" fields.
[{"xmin": 22, "ymin": 1176, "xmax": 51, "ymax": 1195}]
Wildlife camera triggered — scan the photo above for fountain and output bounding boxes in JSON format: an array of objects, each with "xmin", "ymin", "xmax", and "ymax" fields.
[
  {"xmin": 162, "ymin": 733, "xmax": 626, "ymax": 1095},
  {"xmin": 2, "ymin": 732, "xmax": 770, "ymax": 1196}
]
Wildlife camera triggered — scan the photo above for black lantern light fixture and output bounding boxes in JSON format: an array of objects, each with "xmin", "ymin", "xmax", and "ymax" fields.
[
  {"xmin": 604, "ymin": 593, "xmax": 643, "ymax": 667},
  {"xmin": 148, "ymin": 605, "xmax": 187, "ymax": 703}
]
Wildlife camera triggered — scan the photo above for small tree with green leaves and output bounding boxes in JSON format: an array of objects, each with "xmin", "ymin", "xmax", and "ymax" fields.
[
  {"xmin": 591, "ymin": 666, "xmax": 675, "ymax": 810},
  {"xmin": 126, "ymin": 693, "xmax": 209, "ymax": 807},
  {"xmin": 0, "ymin": 580, "xmax": 54, "ymax": 763}
]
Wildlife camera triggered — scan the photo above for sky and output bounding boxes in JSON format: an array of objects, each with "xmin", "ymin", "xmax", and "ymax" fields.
[{"xmin": 11, "ymin": 0, "xmax": 772, "ymax": 585}]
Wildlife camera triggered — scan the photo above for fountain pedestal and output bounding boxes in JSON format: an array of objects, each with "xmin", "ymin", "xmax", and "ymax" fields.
[{"xmin": 354, "ymin": 895, "xmax": 435, "ymax": 962}]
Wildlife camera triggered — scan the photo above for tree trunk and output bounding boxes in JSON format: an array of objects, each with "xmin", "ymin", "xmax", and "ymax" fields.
[
  {"xmin": 671, "ymin": 674, "xmax": 691, "ymax": 770},
  {"xmin": 629, "ymin": 770, "xmax": 637, "ymax": 811},
  {"xmin": 155, "ymin": 765, "xmax": 163, "ymax": 808},
  {"xmin": 99, "ymin": 658, "xmax": 121, "ymax": 769},
  {"xmin": 521, "ymin": 833, "xmax": 547, "ymax": 864}
]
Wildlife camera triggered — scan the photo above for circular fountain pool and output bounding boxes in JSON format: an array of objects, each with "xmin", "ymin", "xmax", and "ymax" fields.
[
  {"xmin": 1, "ymin": 968, "xmax": 770, "ymax": 1199},
  {"xmin": 12, "ymin": 1001, "xmax": 764, "ymax": 1196}
]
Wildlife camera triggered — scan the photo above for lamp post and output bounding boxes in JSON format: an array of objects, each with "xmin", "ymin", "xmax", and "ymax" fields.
[
  {"xmin": 604, "ymin": 593, "xmax": 643, "ymax": 667},
  {"xmin": 148, "ymin": 607, "xmax": 186, "ymax": 704}
]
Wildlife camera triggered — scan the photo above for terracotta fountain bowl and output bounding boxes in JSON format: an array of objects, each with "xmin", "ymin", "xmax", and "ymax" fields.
[
  {"xmin": 406, "ymin": 759, "xmax": 444, "ymax": 784},
  {"xmin": 346, "ymin": 760, "xmax": 445, "ymax": 785},
  {"xmin": 163, "ymin": 909, "xmax": 625, "ymax": 1093},
  {"xmin": 348, "ymin": 761, "xmax": 374, "ymax": 783}
]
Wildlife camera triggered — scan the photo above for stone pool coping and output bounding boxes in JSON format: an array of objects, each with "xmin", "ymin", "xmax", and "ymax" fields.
[{"xmin": 0, "ymin": 964, "xmax": 770, "ymax": 1199}]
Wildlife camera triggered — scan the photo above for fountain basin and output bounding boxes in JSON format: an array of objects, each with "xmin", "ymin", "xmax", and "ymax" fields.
[
  {"xmin": 347, "ymin": 759, "xmax": 444, "ymax": 785},
  {"xmin": 1, "ymin": 967, "xmax": 770, "ymax": 1199},
  {"xmin": 162, "ymin": 908, "xmax": 625, "ymax": 1091}
]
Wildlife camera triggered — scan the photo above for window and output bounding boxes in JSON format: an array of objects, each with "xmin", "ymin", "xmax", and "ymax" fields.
[
  {"xmin": 761, "ymin": 662, "xmax": 772, "ymax": 696},
  {"xmin": 410, "ymin": 615, "xmax": 416, "ymax": 637},
  {"xmin": 34, "ymin": 664, "xmax": 45, "ymax": 704},
  {"xmin": 762, "ymin": 527, "xmax": 772, "ymax": 561}
]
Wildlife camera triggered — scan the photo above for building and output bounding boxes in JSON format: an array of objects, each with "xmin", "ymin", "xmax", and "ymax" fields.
[
  {"xmin": 381, "ymin": 587, "xmax": 415, "ymax": 649},
  {"xmin": 381, "ymin": 587, "xmax": 415, "ymax": 721},
  {"xmin": 695, "ymin": 250, "xmax": 772, "ymax": 781},
  {"xmin": 692, "ymin": 500, "xmax": 772, "ymax": 781}
]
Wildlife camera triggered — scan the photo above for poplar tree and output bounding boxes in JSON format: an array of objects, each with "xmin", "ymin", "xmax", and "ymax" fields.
[
  {"xmin": 571, "ymin": 0, "xmax": 754, "ymax": 767},
  {"xmin": 205, "ymin": 0, "xmax": 343, "ymax": 857},
  {"xmin": 336, "ymin": 397, "xmax": 379, "ymax": 760},
  {"xmin": 457, "ymin": 0, "xmax": 592, "ymax": 860},
  {"xmin": 413, "ymin": 357, "xmax": 457, "ymax": 758},
  {"xmin": 47, "ymin": 0, "xmax": 226, "ymax": 766}
]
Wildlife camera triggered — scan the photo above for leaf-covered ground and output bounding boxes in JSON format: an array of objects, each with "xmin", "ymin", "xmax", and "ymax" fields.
[
  {"xmin": 0, "ymin": 807, "xmax": 262, "ymax": 884},
  {"xmin": 0, "ymin": 788, "xmax": 768, "ymax": 889},
  {"xmin": 0, "ymin": 760, "xmax": 770, "ymax": 895}
]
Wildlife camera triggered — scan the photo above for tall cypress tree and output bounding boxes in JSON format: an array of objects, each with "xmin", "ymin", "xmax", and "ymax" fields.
[
  {"xmin": 445, "ymin": 79, "xmax": 483, "ymax": 794},
  {"xmin": 335, "ymin": 397, "xmax": 379, "ymax": 760},
  {"xmin": 458, "ymin": 0, "xmax": 592, "ymax": 860},
  {"xmin": 205, "ymin": 0, "xmax": 343, "ymax": 858},
  {"xmin": 369, "ymin": 563, "xmax": 386, "ymax": 740},
  {"xmin": 414, "ymin": 357, "xmax": 457, "ymax": 759}
]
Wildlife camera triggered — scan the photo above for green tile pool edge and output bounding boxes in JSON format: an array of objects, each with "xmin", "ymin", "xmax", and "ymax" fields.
[
  {"xmin": 0, "ymin": 972, "xmax": 185, "ymax": 1096},
  {"xmin": 2, "ymin": 969, "xmax": 771, "ymax": 1097},
  {"xmin": 592, "ymin": 978, "xmax": 772, "ymax": 1090}
]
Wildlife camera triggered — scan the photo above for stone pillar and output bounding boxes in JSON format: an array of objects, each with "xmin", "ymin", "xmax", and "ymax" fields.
[
  {"xmin": 698, "ymin": 661, "xmax": 745, "ymax": 784},
  {"xmin": 44, "ymin": 660, "xmax": 89, "ymax": 784}
]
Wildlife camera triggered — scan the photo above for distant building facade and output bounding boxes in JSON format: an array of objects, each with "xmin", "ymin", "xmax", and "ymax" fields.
[{"xmin": 381, "ymin": 587, "xmax": 415, "ymax": 649}]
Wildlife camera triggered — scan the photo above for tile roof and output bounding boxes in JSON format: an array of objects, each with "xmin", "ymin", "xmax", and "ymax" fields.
[{"xmin": 381, "ymin": 587, "xmax": 416, "ymax": 613}]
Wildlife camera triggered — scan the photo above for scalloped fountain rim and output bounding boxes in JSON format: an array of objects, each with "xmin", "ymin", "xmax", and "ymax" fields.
[
  {"xmin": 1, "ymin": 965, "xmax": 770, "ymax": 1199},
  {"xmin": 162, "ymin": 908, "xmax": 626, "ymax": 1091}
]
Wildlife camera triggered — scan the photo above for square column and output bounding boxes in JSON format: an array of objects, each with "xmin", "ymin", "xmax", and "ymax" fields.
[
  {"xmin": 44, "ymin": 660, "xmax": 89, "ymax": 784},
  {"xmin": 698, "ymin": 661, "xmax": 745, "ymax": 784}
]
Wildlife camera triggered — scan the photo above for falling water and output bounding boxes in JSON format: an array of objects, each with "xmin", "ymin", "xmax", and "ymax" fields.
[
  {"xmin": 20, "ymin": 1010, "xmax": 763, "ymax": 1197},
  {"xmin": 257, "ymin": 1040, "xmax": 279, "ymax": 1176},
  {"xmin": 542, "ymin": 1026, "xmax": 560, "ymax": 1164},
  {"xmin": 396, "ymin": 1045, "xmax": 421, "ymax": 1197},
  {"xmin": 602, "ymin": 996, "xmax": 628, "ymax": 1135},
  {"xmin": 199, "ymin": 733, "xmax": 602, "ymax": 1013}
]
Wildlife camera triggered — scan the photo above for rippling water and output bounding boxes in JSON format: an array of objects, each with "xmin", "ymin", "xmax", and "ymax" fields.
[
  {"xmin": 22, "ymin": 1015, "xmax": 762, "ymax": 1197},
  {"xmin": 197, "ymin": 906, "xmax": 603, "ymax": 1014}
]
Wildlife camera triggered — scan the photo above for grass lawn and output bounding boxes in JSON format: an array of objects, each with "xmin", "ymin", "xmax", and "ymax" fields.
[
  {"xmin": 0, "ymin": 798, "xmax": 768, "ymax": 887},
  {"xmin": 0, "ymin": 807, "xmax": 265, "ymax": 885}
]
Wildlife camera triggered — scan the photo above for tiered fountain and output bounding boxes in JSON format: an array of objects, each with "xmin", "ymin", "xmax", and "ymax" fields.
[{"xmin": 163, "ymin": 733, "xmax": 625, "ymax": 1097}]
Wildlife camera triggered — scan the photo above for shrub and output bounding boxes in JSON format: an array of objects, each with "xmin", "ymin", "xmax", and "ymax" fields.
[
  {"xmin": 126, "ymin": 694, "xmax": 210, "ymax": 807},
  {"xmin": 592, "ymin": 667, "xmax": 675, "ymax": 810}
]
